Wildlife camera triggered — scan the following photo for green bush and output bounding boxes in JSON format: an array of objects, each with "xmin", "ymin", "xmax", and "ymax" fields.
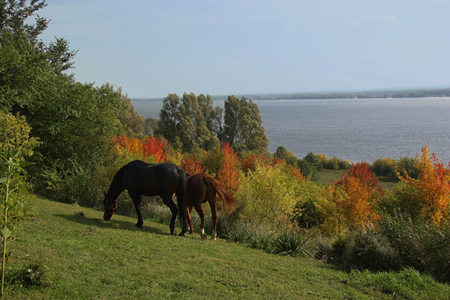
[
  {"xmin": 328, "ymin": 234, "xmax": 352, "ymax": 265},
  {"xmin": 320, "ymin": 212, "xmax": 450, "ymax": 283},
  {"xmin": 379, "ymin": 183, "xmax": 422, "ymax": 221},
  {"xmin": 397, "ymin": 157, "xmax": 419, "ymax": 179},
  {"xmin": 296, "ymin": 159, "xmax": 319, "ymax": 181},
  {"xmin": 235, "ymin": 162, "xmax": 301, "ymax": 229},
  {"xmin": 370, "ymin": 158, "xmax": 397, "ymax": 177},
  {"xmin": 344, "ymin": 228, "xmax": 399, "ymax": 272},
  {"xmin": 380, "ymin": 212, "xmax": 450, "ymax": 282},
  {"xmin": 294, "ymin": 179, "xmax": 324, "ymax": 228}
]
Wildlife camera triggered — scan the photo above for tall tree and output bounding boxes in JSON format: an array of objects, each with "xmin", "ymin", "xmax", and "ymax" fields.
[
  {"xmin": 223, "ymin": 96, "xmax": 269, "ymax": 154},
  {"xmin": 177, "ymin": 92, "xmax": 198, "ymax": 152},
  {"xmin": 197, "ymin": 94, "xmax": 223, "ymax": 140},
  {"xmin": 157, "ymin": 93, "xmax": 220, "ymax": 153},
  {"xmin": 0, "ymin": 0, "xmax": 126, "ymax": 182},
  {"xmin": 157, "ymin": 93, "xmax": 180, "ymax": 145}
]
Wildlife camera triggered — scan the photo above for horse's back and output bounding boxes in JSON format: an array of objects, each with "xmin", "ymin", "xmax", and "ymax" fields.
[{"xmin": 122, "ymin": 160, "xmax": 182, "ymax": 197}]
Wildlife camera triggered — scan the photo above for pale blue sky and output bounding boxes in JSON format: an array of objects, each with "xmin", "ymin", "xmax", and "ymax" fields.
[{"xmin": 38, "ymin": 0, "xmax": 450, "ymax": 98}]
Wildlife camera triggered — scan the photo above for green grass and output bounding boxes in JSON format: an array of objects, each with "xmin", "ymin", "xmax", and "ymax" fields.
[
  {"xmin": 3, "ymin": 195, "xmax": 450, "ymax": 299},
  {"xmin": 318, "ymin": 170, "xmax": 397, "ymax": 189},
  {"xmin": 317, "ymin": 170, "xmax": 345, "ymax": 184}
]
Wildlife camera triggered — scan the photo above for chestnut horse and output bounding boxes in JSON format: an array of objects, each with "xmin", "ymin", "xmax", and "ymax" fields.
[
  {"xmin": 186, "ymin": 173, "xmax": 238, "ymax": 240},
  {"xmin": 103, "ymin": 160, "xmax": 188, "ymax": 236}
]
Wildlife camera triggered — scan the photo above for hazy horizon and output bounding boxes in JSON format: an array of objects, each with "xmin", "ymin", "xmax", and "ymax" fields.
[{"xmin": 39, "ymin": 1, "xmax": 450, "ymax": 99}]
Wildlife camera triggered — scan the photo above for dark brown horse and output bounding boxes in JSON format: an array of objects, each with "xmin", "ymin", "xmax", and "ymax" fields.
[
  {"xmin": 186, "ymin": 173, "xmax": 238, "ymax": 240},
  {"xmin": 103, "ymin": 160, "xmax": 188, "ymax": 236}
]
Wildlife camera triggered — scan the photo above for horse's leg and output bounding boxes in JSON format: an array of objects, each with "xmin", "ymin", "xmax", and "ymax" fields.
[
  {"xmin": 187, "ymin": 204, "xmax": 194, "ymax": 234},
  {"xmin": 208, "ymin": 195, "xmax": 218, "ymax": 241},
  {"xmin": 193, "ymin": 202, "xmax": 207, "ymax": 240},
  {"xmin": 161, "ymin": 195, "xmax": 178, "ymax": 235},
  {"xmin": 129, "ymin": 191, "xmax": 143, "ymax": 228}
]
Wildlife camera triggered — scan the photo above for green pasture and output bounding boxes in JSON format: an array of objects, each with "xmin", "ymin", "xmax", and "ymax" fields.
[
  {"xmin": 317, "ymin": 170, "xmax": 397, "ymax": 189},
  {"xmin": 2, "ymin": 195, "xmax": 449, "ymax": 299}
]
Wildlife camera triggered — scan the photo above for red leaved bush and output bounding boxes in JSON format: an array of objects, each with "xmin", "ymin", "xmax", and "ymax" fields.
[{"xmin": 181, "ymin": 153, "xmax": 205, "ymax": 175}]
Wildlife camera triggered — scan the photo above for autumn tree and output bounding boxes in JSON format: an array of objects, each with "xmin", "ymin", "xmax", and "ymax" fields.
[
  {"xmin": 316, "ymin": 162, "xmax": 382, "ymax": 235},
  {"xmin": 113, "ymin": 135, "xmax": 167, "ymax": 163},
  {"xmin": 217, "ymin": 143, "xmax": 240, "ymax": 193},
  {"xmin": 397, "ymin": 146, "xmax": 450, "ymax": 226}
]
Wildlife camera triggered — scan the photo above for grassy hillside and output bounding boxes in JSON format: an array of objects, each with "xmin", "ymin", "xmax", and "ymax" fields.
[{"xmin": 3, "ymin": 195, "xmax": 450, "ymax": 299}]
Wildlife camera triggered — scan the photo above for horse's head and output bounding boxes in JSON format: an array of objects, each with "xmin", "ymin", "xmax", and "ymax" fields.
[{"xmin": 103, "ymin": 191, "xmax": 117, "ymax": 221}]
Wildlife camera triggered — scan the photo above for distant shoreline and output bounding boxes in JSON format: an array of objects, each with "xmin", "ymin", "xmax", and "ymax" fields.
[{"xmin": 132, "ymin": 87, "xmax": 450, "ymax": 102}]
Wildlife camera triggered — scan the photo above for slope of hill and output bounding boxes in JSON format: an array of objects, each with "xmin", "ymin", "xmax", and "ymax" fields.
[{"xmin": 3, "ymin": 196, "xmax": 449, "ymax": 299}]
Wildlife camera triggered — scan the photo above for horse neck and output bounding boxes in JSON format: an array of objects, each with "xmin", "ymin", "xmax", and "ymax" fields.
[{"xmin": 107, "ymin": 174, "xmax": 125, "ymax": 200}]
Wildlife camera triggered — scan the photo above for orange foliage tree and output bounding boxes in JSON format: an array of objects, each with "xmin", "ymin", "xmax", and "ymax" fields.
[
  {"xmin": 317, "ymin": 162, "xmax": 382, "ymax": 235},
  {"xmin": 335, "ymin": 163, "xmax": 382, "ymax": 224},
  {"xmin": 217, "ymin": 142, "xmax": 240, "ymax": 193},
  {"xmin": 141, "ymin": 136, "xmax": 167, "ymax": 162},
  {"xmin": 113, "ymin": 135, "xmax": 167, "ymax": 163},
  {"xmin": 397, "ymin": 145, "xmax": 450, "ymax": 226}
]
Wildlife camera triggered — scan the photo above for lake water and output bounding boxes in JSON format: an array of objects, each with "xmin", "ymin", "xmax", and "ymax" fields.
[{"xmin": 131, "ymin": 98, "xmax": 450, "ymax": 163}]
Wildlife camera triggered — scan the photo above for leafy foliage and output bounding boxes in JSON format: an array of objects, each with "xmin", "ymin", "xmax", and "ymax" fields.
[
  {"xmin": 0, "ymin": 110, "xmax": 40, "ymax": 167},
  {"xmin": 0, "ymin": 149, "xmax": 35, "ymax": 295},
  {"xmin": 180, "ymin": 153, "xmax": 204, "ymax": 175},
  {"xmin": 157, "ymin": 93, "xmax": 221, "ymax": 153},
  {"xmin": 113, "ymin": 135, "xmax": 167, "ymax": 163},
  {"xmin": 317, "ymin": 163, "xmax": 383, "ymax": 235},
  {"xmin": 235, "ymin": 161, "xmax": 301, "ymax": 229},
  {"xmin": 370, "ymin": 158, "xmax": 397, "ymax": 177},
  {"xmin": 0, "ymin": 1, "xmax": 128, "ymax": 199},
  {"xmin": 397, "ymin": 145, "xmax": 450, "ymax": 226},
  {"xmin": 222, "ymin": 96, "xmax": 268, "ymax": 153},
  {"xmin": 217, "ymin": 143, "xmax": 240, "ymax": 193}
]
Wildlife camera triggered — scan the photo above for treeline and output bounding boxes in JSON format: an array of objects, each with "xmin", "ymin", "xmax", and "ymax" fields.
[
  {"xmin": 151, "ymin": 93, "xmax": 268, "ymax": 154},
  {"xmin": 206, "ymin": 87, "xmax": 450, "ymax": 101}
]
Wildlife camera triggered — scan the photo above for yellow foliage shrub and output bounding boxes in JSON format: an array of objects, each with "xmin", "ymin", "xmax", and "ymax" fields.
[{"xmin": 235, "ymin": 162, "xmax": 302, "ymax": 229}]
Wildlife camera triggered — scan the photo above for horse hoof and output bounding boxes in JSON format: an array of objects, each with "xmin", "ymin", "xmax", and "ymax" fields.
[
  {"xmin": 135, "ymin": 224, "xmax": 143, "ymax": 229},
  {"xmin": 171, "ymin": 230, "xmax": 177, "ymax": 236},
  {"xmin": 201, "ymin": 233, "xmax": 207, "ymax": 240},
  {"xmin": 179, "ymin": 231, "xmax": 186, "ymax": 237},
  {"xmin": 211, "ymin": 237, "xmax": 217, "ymax": 241}
]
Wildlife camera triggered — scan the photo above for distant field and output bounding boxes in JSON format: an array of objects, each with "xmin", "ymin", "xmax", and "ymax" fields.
[
  {"xmin": 3, "ymin": 196, "xmax": 449, "ymax": 299},
  {"xmin": 317, "ymin": 170, "xmax": 397, "ymax": 189}
]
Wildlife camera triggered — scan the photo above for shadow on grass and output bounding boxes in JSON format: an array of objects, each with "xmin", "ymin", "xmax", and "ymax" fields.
[{"xmin": 53, "ymin": 213, "xmax": 171, "ymax": 236}]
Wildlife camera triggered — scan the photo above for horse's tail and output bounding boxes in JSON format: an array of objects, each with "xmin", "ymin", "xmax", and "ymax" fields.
[
  {"xmin": 203, "ymin": 173, "xmax": 238, "ymax": 213},
  {"xmin": 176, "ymin": 166, "xmax": 188, "ymax": 225}
]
